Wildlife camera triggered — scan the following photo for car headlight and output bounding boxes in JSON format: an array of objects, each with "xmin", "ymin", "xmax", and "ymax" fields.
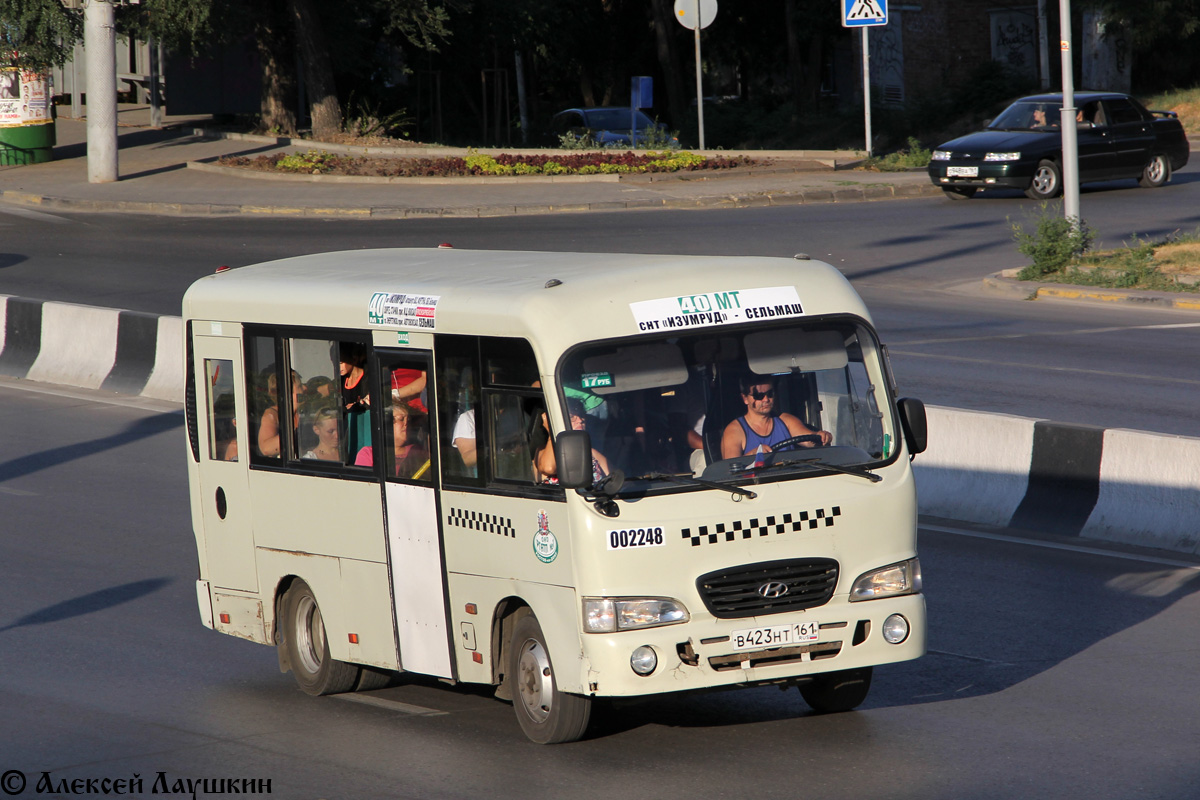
[
  {"xmin": 583, "ymin": 598, "xmax": 689, "ymax": 633},
  {"xmin": 849, "ymin": 558, "xmax": 922, "ymax": 601},
  {"xmin": 984, "ymin": 151, "xmax": 1020, "ymax": 161},
  {"xmin": 931, "ymin": 150, "xmax": 951, "ymax": 161}
]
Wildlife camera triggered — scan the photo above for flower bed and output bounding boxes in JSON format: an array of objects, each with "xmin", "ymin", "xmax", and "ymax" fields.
[{"xmin": 217, "ymin": 149, "xmax": 756, "ymax": 177}]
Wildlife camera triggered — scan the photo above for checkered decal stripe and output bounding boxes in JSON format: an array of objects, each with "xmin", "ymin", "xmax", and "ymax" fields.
[
  {"xmin": 447, "ymin": 508, "xmax": 515, "ymax": 538},
  {"xmin": 681, "ymin": 507, "xmax": 841, "ymax": 547}
]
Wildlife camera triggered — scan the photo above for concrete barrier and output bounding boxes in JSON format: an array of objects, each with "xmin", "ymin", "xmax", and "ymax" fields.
[{"xmin": 2, "ymin": 294, "xmax": 1198, "ymax": 556}]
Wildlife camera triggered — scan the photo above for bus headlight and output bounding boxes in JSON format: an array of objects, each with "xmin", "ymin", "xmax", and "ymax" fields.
[
  {"xmin": 849, "ymin": 558, "xmax": 922, "ymax": 601},
  {"xmin": 583, "ymin": 598, "xmax": 689, "ymax": 633}
]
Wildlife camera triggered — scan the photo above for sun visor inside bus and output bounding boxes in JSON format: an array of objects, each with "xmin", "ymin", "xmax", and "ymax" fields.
[
  {"xmin": 745, "ymin": 329, "xmax": 848, "ymax": 374},
  {"xmin": 582, "ymin": 342, "xmax": 688, "ymax": 395}
]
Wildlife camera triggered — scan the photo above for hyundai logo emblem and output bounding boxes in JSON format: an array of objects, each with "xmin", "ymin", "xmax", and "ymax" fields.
[{"xmin": 758, "ymin": 581, "xmax": 789, "ymax": 599}]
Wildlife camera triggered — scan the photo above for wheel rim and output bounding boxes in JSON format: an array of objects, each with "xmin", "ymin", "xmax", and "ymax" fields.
[
  {"xmin": 294, "ymin": 595, "xmax": 325, "ymax": 675},
  {"xmin": 1032, "ymin": 166, "xmax": 1057, "ymax": 196},
  {"xmin": 516, "ymin": 637, "xmax": 554, "ymax": 723},
  {"xmin": 1148, "ymin": 156, "xmax": 1166, "ymax": 183}
]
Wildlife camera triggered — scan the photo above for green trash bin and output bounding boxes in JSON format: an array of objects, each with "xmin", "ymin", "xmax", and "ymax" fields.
[{"xmin": 0, "ymin": 121, "xmax": 55, "ymax": 165}]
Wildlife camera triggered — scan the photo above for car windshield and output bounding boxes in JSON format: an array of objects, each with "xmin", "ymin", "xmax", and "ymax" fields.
[
  {"xmin": 584, "ymin": 108, "xmax": 655, "ymax": 131},
  {"xmin": 990, "ymin": 101, "xmax": 1061, "ymax": 131},
  {"xmin": 557, "ymin": 318, "xmax": 898, "ymax": 494}
]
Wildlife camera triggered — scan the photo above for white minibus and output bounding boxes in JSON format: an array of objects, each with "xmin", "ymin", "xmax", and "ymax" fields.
[{"xmin": 184, "ymin": 247, "xmax": 928, "ymax": 743}]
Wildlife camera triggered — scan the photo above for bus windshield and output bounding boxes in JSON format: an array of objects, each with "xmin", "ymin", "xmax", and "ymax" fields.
[{"xmin": 557, "ymin": 318, "xmax": 898, "ymax": 492}]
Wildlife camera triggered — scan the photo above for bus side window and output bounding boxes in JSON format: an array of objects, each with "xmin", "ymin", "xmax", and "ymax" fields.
[
  {"xmin": 436, "ymin": 338, "xmax": 481, "ymax": 483},
  {"xmin": 204, "ymin": 358, "xmax": 238, "ymax": 461},
  {"xmin": 245, "ymin": 334, "xmax": 283, "ymax": 461},
  {"xmin": 372, "ymin": 356, "xmax": 433, "ymax": 482}
]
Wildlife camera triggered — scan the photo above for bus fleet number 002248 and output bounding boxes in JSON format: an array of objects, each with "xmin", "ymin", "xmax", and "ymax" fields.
[{"xmin": 607, "ymin": 527, "xmax": 665, "ymax": 550}]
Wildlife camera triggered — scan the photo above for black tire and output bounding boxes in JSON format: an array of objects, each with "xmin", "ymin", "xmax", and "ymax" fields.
[
  {"xmin": 799, "ymin": 666, "xmax": 873, "ymax": 713},
  {"xmin": 1139, "ymin": 153, "xmax": 1171, "ymax": 188},
  {"xmin": 282, "ymin": 580, "xmax": 361, "ymax": 696},
  {"xmin": 354, "ymin": 666, "xmax": 394, "ymax": 692},
  {"xmin": 507, "ymin": 611, "xmax": 591, "ymax": 744},
  {"xmin": 942, "ymin": 187, "xmax": 977, "ymax": 200},
  {"xmin": 1025, "ymin": 159, "xmax": 1062, "ymax": 200}
]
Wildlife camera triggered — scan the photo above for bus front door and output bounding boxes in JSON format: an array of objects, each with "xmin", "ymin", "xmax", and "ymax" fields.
[{"xmin": 377, "ymin": 350, "xmax": 453, "ymax": 679}]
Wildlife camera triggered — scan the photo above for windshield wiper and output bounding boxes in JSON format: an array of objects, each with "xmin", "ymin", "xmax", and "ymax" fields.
[
  {"xmin": 742, "ymin": 456, "xmax": 882, "ymax": 483},
  {"xmin": 629, "ymin": 471, "xmax": 758, "ymax": 499}
]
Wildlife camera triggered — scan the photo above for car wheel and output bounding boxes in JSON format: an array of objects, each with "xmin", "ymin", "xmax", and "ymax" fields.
[
  {"xmin": 942, "ymin": 187, "xmax": 977, "ymax": 200},
  {"xmin": 799, "ymin": 666, "xmax": 873, "ymax": 713},
  {"xmin": 507, "ymin": 610, "xmax": 591, "ymax": 744},
  {"xmin": 282, "ymin": 580, "xmax": 361, "ymax": 696},
  {"xmin": 1139, "ymin": 153, "xmax": 1171, "ymax": 188},
  {"xmin": 1025, "ymin": 159, "xmax": 1062, "ymax": 200}
]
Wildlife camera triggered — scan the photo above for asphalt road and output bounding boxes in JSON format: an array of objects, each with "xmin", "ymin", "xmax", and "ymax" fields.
[
  {"xmin": 2, "ymin": 380, "xmax": 1198, "ymax": 799},
  {"xmin": 3, "ymin": 171, "xmax": 1200, "ymax": 436}
]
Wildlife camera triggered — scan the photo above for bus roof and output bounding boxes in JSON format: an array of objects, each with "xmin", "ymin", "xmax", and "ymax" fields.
[{"xmin": 182, "ymin": 248, "xmax": 872, "ymax": 357}]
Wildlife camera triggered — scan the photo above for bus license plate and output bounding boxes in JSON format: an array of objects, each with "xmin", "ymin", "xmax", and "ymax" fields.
[
  {"xmin": 730, "ymin": 620, "xmax": 820, "ymax": 651},
  {"xmin": 947, "ymin": 166, "xmax": 978, "ymax": 177}
]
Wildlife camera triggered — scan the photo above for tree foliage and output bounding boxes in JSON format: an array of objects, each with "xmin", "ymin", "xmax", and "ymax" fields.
[{"xmin": 0, "ymin": 0, "xmax": 81, "ymax": 70}]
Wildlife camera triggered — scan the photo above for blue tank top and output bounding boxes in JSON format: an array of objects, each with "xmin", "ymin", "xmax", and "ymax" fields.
[{"xmin": 736, "ymin": 416, "xmax": 789, "ymax": 454}]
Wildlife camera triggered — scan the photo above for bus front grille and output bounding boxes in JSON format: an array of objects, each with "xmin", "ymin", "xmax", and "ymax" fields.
[{"xmin": 696, "ymin": 558, "xmax": 839, "ymax": 619}]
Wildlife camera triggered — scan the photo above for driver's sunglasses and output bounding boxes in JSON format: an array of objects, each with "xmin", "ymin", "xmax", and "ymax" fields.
[{"xmin": 750, "ymin": 389, "xmax": 775, "ymax": 400}]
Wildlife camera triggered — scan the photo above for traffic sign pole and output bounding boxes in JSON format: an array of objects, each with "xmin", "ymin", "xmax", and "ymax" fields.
[
  {"xmin": 842, "ymin": 0, "xmax": 887, "ymax": 158},
  {"xmin": 694, "ymin": 1, "xmax": 706, "ymax": 151},
  {"xmin": 862, "ymin": 28, "xmax": 871, "ymax": 157}
]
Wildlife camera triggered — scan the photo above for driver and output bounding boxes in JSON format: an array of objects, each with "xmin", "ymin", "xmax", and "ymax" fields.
[{"xmin": 720, "ymin": 374, "xmax": 832, "ymax": 459}]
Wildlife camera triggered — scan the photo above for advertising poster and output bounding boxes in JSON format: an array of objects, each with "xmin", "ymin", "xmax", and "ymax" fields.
[{"xmin": 0, "ymin": 69, "xmax": 51, "ymax": 127}]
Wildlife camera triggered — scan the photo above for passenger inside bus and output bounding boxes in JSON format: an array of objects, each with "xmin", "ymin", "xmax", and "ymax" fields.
[
  {"xmin": 257, "ymin": 369, "xmax": 301, "ymax": 457},
  {"xmin": 339, "ymin": 343, "xmax": 372, "ymax": 456},
  {"xmin": 302, "ymin": 407, "xmax": 341, "ymax": 461},
  {"xmin": 452, "ymin": 409, "xmax": 477, "ymax": 472},
  {"xmin": 354, "ymin": 399, "xmax": 431, "ymax": 480},
  {"xmin": 390, "ymin": 367, "xmax": 428, "ymax": 412},
  {"xmin": 720, "ymin": 374, "xmax": 831, "ymax": 459},
  {"xmin": 533, "ymin": 399, "xmax": 608, "ymax": 485}
]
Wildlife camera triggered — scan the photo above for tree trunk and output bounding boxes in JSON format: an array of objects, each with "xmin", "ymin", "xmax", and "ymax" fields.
[
  {"xmin": 785, "ymin": 0, "xmax": 803, "ymax": 119},
  {"xmin": 649, "ymin": 0, "xmax": 686, "ymax": 127},
  {"xmin": 288, "ymin": 0, "xmax": 341, "ymax": 138},
  {"xmin": 257, "ymin": 0, "xmax": 297, "ymax": 135}
]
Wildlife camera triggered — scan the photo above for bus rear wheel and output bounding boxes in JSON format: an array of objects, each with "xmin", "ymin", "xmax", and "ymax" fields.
[
  {"xmin": 507, "ymin": 611, "xmax": 591, "ymax": 744},
  {"xmin": 282, "ymin": 580, "xmax": 360, "ymax": 696},
  {"xmin": 799, "ymin": 666, "xmax": 873, "ymax": 713}
]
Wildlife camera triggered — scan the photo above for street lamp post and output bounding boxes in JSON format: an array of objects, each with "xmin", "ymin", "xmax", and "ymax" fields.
[{"xmin": 1059, "ymin": 0, "xmax": 1080, "ymax": 223}]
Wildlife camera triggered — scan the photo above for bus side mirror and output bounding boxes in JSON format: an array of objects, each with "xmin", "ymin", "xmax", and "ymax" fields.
[
  {"xmin": 554, "ymin": 431, "xmax": 594, "ymax": 488},
  {"xmin": 897, "ymin": 398, "xmax": 927, "ymax": 456}
]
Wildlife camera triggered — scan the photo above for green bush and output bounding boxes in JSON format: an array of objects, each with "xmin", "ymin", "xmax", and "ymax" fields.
[{"xmin": 1011, "ymin": 203, "xmax": 1094, "ymax": 279}]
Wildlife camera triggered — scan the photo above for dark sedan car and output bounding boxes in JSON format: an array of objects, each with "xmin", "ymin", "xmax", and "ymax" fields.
[
  {"xmin": 551, "ymin": 107, "xmax": 678, "ymax": 147},
  {"xmin": 928, "ymin": 92, "xmax": 1190, "ymax": 200}
]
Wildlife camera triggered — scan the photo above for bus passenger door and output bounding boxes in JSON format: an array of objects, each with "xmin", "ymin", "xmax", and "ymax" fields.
[
  {"xmin": 192, "ymin": 331, "xmax": 257, "ymax": 592},
  {"xmin": 376, "ymin": 350, "xmax": 453, "ymax": 678}
]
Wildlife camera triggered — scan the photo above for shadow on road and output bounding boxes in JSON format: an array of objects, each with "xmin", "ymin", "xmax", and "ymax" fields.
[{"xmin": 0, "ymin": 577, "xmax": 171, "ymax": 633}]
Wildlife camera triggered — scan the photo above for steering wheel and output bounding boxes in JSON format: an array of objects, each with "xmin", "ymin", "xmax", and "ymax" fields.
[{"xmin": 771, "ymin": 434, "xmax": 825, "ymax": 452}]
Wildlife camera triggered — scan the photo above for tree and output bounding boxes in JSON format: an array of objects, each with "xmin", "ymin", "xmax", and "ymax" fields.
[{"xmin": 0, "ymin": 0, "xmax": 81, "ymax": 70}]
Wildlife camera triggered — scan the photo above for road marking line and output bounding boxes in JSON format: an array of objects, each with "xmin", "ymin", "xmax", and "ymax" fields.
[
  {"xmin": 920, "ymin": 522, "xmax": 1200, "ymax": 569},
  {"xmin": 335, "ymin": 693, "xmax": 449, "ymax": 716},
  {"xmin": 0, "ymin": 203, "xmax": 73, "ymax": 223}
]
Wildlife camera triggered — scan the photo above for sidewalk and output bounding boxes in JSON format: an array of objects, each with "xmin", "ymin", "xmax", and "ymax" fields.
[{"xmin": 0, "ymin": 104, "xmax": 943, "ymax": 219}]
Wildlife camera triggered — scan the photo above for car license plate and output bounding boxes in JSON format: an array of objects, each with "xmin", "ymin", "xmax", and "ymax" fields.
[
  {"xmin": 947, "ymin": 166, "xmax": 978, "ymax": 177},
  {"xmin": 730, "ymin": 620, "xmax": 820, "ymax": 651}
]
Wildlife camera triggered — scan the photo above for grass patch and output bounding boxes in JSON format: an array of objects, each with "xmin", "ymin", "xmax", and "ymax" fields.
[
  {"xmin": 861, "ymin": 137, "xmax": 932, "ymax": 171},
  {"xmin": 1012, "ymin": 203, "xmax": 1200, "ymax": 292}
]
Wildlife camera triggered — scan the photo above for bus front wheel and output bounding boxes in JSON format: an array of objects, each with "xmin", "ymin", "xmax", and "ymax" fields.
[
  {"xmin": 799, "ymin": 666, "xmax": 873, "ymax": 713},
  {"xmin": 282, "ymin": 580, "xmax": 360, "ymax": 696},
  {"xmin": 507, "ymin": 611, "xmax": 591, "ymax": 744}
]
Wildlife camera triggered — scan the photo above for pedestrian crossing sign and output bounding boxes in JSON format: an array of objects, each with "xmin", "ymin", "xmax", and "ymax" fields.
[{"xmin": 843, "ymin": 0, "xmax": 886, "ymax": 27}]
